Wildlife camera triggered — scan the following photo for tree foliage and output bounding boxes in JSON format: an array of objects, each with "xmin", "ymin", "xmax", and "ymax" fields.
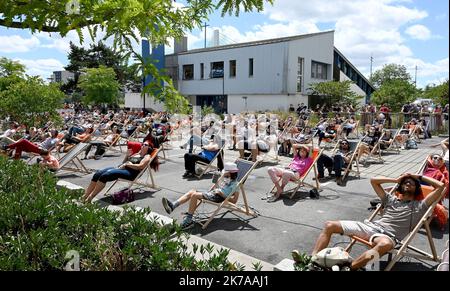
[
  {"xmin": 308, "ymin": 80, "xmax": 363, "ymax": 107},
  {"xmin": 421, "ymin": 80, "xmax": 449, "ymax": 106},
  {"xmin": 78, "ymin": 66, "xmax": 120, "ymax": 105},
  {"xmin": 0, "ymin": 57, "xmax": 26, "ymax": 91},
  {"xmin": 0, "ymin": 77, "xmax": 64, "ymax": 127},
  {"xmin": 371, "ymin": 79, "xmax": 417, "ymax": 111},
  {"xmin": 62, "ymin": 41, "xmax": 141, "ymax": 95},
  {"xmin": 370, "ymin": 64, "xmax": 412, "ymax": 89},
  {"xmin": 0, "ymin": 0, "xmax": 273, "ymax": 109}
]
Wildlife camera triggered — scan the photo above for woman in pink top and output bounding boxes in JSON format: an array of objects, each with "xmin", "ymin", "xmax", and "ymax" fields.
[{"xmin": 267, "ymin": 144, "xmax": 313, "ymax": 202}]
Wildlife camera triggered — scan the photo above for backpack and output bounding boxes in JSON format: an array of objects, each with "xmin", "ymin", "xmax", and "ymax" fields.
[
  {"xmin": 112, "ymin": 188, "xmax": 135, "ymax": 205},
  {"xmin": 405, "ymin": 139, "xmax": 418, "ymax": 150},
  {"xmin": 312, "ymin": 247, "xmax": 353, "ymax": 268}
]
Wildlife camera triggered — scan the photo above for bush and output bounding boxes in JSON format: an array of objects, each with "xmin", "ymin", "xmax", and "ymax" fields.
[{"xmin": 0, "ymin": 157, "xmax": 238, "ymax": 270}]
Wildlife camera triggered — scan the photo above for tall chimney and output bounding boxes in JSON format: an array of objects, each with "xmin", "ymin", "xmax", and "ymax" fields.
[
  {"xmin": 213, "ymin": 29, "xmax": 220, "ymax": 47},
  {"xmin": 174, "ymin": 36, "xmax": 188, "ymax": 53}
]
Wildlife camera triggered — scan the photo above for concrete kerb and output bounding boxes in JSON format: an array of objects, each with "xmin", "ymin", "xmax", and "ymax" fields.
[{"xmin": 58, "ymin": 180, "xmax": 275, "ymax": 271}]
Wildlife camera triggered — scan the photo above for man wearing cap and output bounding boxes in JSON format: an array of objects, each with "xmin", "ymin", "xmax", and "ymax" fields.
[{"xmin": 162, "ymin": 162, "xmax": 240, "ymax": 229}]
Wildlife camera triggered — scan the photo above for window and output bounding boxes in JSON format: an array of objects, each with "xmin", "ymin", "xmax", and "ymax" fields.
[
  {"xmin": 210, "ymin": 61, "xmax": 224, "ymax": 78},
  {"xmin": 183, "ymin": 64, "xmax": 194, "ymax": 80},
  {"xmin": 249, "ymin": 58, "xmax": 254, "ymax": 77},
  {"xmin": 229, "ymin": 60, "xmax": 236, "ymax": 77},
  {"xmin": 311, "ymin": 61, "xmax": 328, "ymax": 80},
  {"xmin": 200, "ymin": 63, "xmax": 204, "ymax": 79},
  {"xmin": 296, "ymin": 57, "xmax": 304, "ymax": 92}
]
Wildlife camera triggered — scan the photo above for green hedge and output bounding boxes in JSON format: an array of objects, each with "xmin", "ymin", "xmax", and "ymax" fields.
[{"xmin": 0, "ymin": 157, "xmax": 238, "ymax": 271}]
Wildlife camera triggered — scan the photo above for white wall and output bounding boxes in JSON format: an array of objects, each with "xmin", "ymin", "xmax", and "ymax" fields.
[
  {"xmin": 176, "ymin": 31, "xmax": 335, "ymax": 110},
  {"xmin": 125, "ymin": 92, "xmax": 165, "ymax": 111},
  {"xmin": 227, "ymin": 94, "xmax": 308, "ymax": 114}
]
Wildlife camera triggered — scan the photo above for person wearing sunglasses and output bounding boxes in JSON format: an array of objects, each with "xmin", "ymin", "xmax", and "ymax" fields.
[
  {"xmin": 82, "ymin": 142, "xmax": 156, "ymax": 203},
  {"xmin": 298, "ymin": 173, "xmax": 444, "ymax": 270},
  {"xmin": 317, "ymin": 139, "xmax": 353, "ymax": 185}
]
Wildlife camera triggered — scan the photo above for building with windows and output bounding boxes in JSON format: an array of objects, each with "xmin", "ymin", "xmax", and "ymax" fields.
[
  {"xmin": 126, "ymin": 30, "xmax": 375, "ymax": 113},
  {"xmin": 49, "ymin": 70, "xmax": 74, "ymax": 84}
]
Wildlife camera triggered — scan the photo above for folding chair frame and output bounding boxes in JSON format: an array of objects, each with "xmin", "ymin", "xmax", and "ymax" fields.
[
  {"xmin": 344, "ymin": 158, "xmax": 445, "ymax": 271},
  {"xmin": 103, "ymin": 148, "xmax": 161, "ymax": 196},
  {"xmin": 196, "ymin": 159, "xmax": 260, "ymax": 230}
]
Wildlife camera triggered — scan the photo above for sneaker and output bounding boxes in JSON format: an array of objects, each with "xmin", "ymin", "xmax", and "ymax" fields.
[
  {"xmin": 162, "ymin": 197, "xmax": 174, "ymax": 214},
  {"xmin": 267, "ymin": 195, "xmax": 280, "ymax": 203},
  {"xmin": 291, "ymin": 250, "xmax": 302, "ymax": 263},
  {"xmin": 182, "ymin": 171, "xmax": 193, "ymax": 178},
  {"xmin": 180, "ymin": 217, "xmax": 194, "ymax": 230},
  {"xmin": 1, "ymin": 144, "xmax": 8, "ymax": 151},
  {"xmin": 336, "ymin": 177, "xmax": 343, "ymax": 186}
]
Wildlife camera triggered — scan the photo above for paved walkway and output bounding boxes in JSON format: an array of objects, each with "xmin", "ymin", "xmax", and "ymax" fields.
[{"xmin": 58, "ymin": 135, "xmax": 449, "ymax": 271}]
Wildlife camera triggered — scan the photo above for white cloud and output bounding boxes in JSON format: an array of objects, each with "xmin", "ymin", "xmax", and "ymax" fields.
[
  {"xmin": 0, "ymin": 35, "xmax": 40, "ymax": 53},
  {"xmin": 14, "ymin": 58, "xmax": 65, "ymax": 80},
  {"xmin": 405, "ymin": 24, "xmax": 432, "ymax": 40}
]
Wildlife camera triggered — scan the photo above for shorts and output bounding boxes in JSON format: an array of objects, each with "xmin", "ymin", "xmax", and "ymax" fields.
[
  {"xmin": 339, "ymin": 220, "xmax": 396, "ymax": 246},
  {"xmin": 202, "ymin": 191, "xmax": 225, "ymax": 203}
]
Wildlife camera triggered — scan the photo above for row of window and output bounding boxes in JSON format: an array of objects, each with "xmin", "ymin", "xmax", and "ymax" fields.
[
  {"xmin": 183, "ymin": 59, "xmax": 254, "ymax": 80},
  {"xmin": 182, "ymin": 58, "xmax": 328, "ymax": 84}
]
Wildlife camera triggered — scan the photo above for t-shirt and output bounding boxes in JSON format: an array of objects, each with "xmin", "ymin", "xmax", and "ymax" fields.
[
  {"xmin": 289, "ymin": 156, "xmax": 313, "ymax": 177},
  {"xmin": 220, "ymin": 180, "xmax": 239, "ymax": 197},
  {"xmin": 199, "ymin": 150, "xmax": 217, "ymax": 161},
  {"xmin": 39, "ymin": 137, "xmax": 58, "ymax": 150},
  {"xmin": 372, "ymin": 193, "xmax": 428, "ymax": 241}
]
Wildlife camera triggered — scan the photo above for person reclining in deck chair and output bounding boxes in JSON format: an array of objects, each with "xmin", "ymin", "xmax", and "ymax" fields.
[
  {"xmin": 82, "ymin": 141, "xmax": 158, "ymax": 203},
  {"xmin": 317, "ymin": 139, "xmax": 353, "ymax": 186},
  {"xmin": 182, "ymin": 135, "xmax": 223, "ymax": 178},
  {"xmin": 83, "ymin": 126, "xmax": 119, "ymax": 160},
  {"xmin": 36, "ymin": 150, "xmax": 60, "ymax": 172},
  {"xmin": 3, "ymin": 129, "xmax": 59, "ymax": 160},
  {"xmin": 56, "ymin": 127, "xmax": 93, "ymax": 153},
  {"xmin": 358, "ymin": 126, "xmax": 381, "ymax": 160},
  {"xmin": 423, "ymin": 154, "xmax": 449, "ymax": 230},
  {"xmin": 161, "ymin": 162, "xmax": 240, "ymax": 229},
  {"xmin": 267, "ymin": 144, "xmax": 313, "ymax": 202},
  {"xmin": 293, "ymin": 173, "xmax": 444, "ymax": 270}
]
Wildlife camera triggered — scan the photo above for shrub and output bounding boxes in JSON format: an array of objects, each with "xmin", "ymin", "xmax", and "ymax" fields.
[{"xmin": 0, "ymin": 157, "xmax": 238, "ymax": 270}]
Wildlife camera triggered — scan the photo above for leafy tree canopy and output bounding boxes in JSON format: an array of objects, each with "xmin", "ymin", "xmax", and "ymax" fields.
[
  {"xmin": 308, "ymin": 80, "xmax": 363, "ymax": 107},
  {"xmin": 420, "ymin": 79, "xmax": 449, "ymax": 106},
  {"xmin": 0, "ymin": 57, "xmax": 27, "ymax": 91},
  {"xmin": 0, "ymin": 77, "xmax": 64, "ymax": 127},
  {"xmin": 370, "ymin": 64, "xmax": 412, "ymax": 89},
  {"xmin": 78, "ymin": 66, "xmax": 120, "ymax": 105},
  {"xmin": 370, "ymin": 79, "xmax": 418, "ymax": 111}
]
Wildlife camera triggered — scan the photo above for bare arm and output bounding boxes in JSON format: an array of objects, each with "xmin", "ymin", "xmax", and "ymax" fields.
[
  {"xmin": 412, "ymin": 174, "xmax": 445, "ymax": 207},
  {"xmin": 124, "ymin": 154, "xmax": 152, "ymax": 171},
  {"xmin": 203, "ymin": 143, "xmax": 219, "ymax": 151},
  {"xmin": 370, "ymin": 176, "xmax": 399, "ymax": 200}
]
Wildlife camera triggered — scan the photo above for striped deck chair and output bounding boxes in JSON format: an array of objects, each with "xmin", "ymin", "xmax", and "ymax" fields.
[
  {"xmin": 268, "ymin": 147, "xmax": 324, "ymax": 199},
  {"xmin": 55, "ymin": 142, "xmax": 91, "ymax": 174},
  {"xmin": 196, "ymin": 159, "xmax": 260, "ymax": 230},
  {"xmin": 103, "ymin": 148, "xmax": 160, "ymax": 196}
]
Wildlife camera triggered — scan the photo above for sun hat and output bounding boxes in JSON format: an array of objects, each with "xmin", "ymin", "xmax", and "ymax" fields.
[{"xmin": 222, "ymin": 162, "xmax": 239, "ymax": 174}]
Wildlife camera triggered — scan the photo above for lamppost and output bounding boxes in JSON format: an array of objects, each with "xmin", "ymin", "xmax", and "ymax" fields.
[{"xmin": 242, "ymin": 96, "xmax": 248, "ymax": 113}]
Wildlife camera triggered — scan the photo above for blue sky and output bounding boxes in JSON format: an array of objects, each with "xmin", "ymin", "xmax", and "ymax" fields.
[{"xmin": 0, "ymin": 0, "xmax": 448, "ymax": 88}]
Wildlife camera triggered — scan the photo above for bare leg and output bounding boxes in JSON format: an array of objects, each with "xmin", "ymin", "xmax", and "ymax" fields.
[
  {"xmin": 187, "ymin": 192, "xmax": 204, "ymax": 214},
  {"xmin": 83, "ymin": 181, "xmax": 97, "ymax": 200},
  {"xmin": 312, "ymin": 221, "xmax": 343, "ymax": 255},
  {"xmin": 85, "ymin": 181, "xmax": 106, "ymax": 203},
  {"xmin": 174, "ymin": 189, "xmax": 197, "ymax": 206},
  {"xmin": 350, "ymin": 237, "xmax": 393, "ymax": 270}
]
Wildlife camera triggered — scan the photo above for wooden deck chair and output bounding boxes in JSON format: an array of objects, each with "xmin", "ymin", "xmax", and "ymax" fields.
[
  {"xmin": 195, "ymin": 140, "xmax": 226, "ymax": 179},
  {"xmin": 345, "ymin": 183, "xmax": 447, "ymax": 271},
  {"xmin": 269, "ymin": 147, "xmax": 324, "ymax": 199},
  {"xmin": 329, "ymin": 139, "xmax": 362, "ymax": 182},
  {"xmin": 55, "ymin": 142, "xmax": 91, "ymax": 174},
  {"xmin": 362, "ymin": 133, "xmax": 384, "ymax": 165},
  {"xmin": 380, "ymin": 128, "xmax": 401, "ymax": 155},
  {"xmin": 103, "ymin": 148, "xmax": 160, "ymax": 196},
  {"xmin": 196, "ymin": 159, "xmax": 260, "ymax": 230}
]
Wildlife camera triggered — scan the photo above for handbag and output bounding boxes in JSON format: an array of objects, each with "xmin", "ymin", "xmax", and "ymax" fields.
[{"xmin": 112, "ymin": 188, "xmax": 135, "ymax": 205}]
